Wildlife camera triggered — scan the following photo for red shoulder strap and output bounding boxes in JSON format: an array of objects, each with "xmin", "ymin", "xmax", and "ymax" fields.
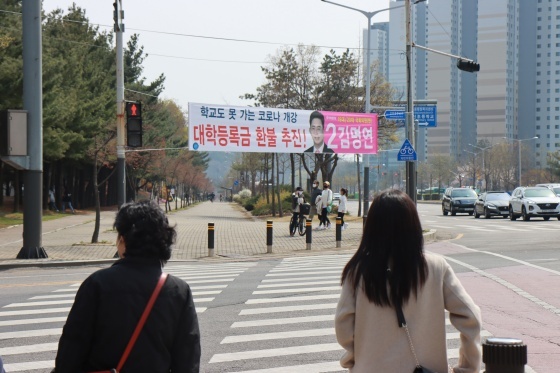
[{"xmin": 116, "ymin": 272, "xmax": 168, "ymax": 371}]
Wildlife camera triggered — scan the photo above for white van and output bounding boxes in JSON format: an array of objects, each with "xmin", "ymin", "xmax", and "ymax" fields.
[{"xmin": 536, "ymin": 183, "xmax": 560, "ymax": 196}]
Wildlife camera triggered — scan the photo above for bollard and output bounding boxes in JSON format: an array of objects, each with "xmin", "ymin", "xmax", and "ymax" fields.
[
  {"xmin": 336, "ymin": 217, "xmax": 342, "ymax": 248},
  {"xmin": 306, "ymin": 219, "xmax": 312, "ymax": 250},
  {"xmin": 208, "ymin": 222, "xmax": 215, "ymax": 257},
  {"xmin": 483, "ymin": 337, "xmax": 527, "ymax": 373},
  {"xmin": 266, "ymin": 220, "xmax": 273, "ymax": 254}
]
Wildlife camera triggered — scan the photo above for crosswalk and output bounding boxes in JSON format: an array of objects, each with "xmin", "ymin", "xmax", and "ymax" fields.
[
  {"xmin": 0, "ymin": 262, "xmax": 255, "ymax": 372},
  {"xmin": 207, "ymin": 255, "xmax": 493, "ymax": 373},
  {"xmin": 424, "ymin": 217, "xmax": 560, "ymax": 232}
]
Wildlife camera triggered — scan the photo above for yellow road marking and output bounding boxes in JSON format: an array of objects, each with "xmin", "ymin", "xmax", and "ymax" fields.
[{"xmin": 0, "ymin": 280, "xmax": 78, "ymax": 289}]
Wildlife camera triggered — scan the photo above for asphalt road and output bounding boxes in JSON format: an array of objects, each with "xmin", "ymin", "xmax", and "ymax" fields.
[{"xmin": 0, "ymin": 202, "xmax": 558, "ymax": 372}]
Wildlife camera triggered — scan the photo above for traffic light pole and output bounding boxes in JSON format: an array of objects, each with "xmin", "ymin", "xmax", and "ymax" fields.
[
  {"xmin": 405, "ymin": 0, "xmax": 416, "ymax": 203},
  {"xmin": 115, "ymin": 1, "xmax": 126, "ymax": 207}
]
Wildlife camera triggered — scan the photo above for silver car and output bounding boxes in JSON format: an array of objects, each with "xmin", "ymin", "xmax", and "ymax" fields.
[{"xmin": 509, "ymin": 187, "xmax": 560, "ymax": 221}]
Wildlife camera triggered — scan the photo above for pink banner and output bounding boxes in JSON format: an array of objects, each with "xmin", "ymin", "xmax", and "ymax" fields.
[{"xmin": 323, "ymin": 111, "xmax": 378, "ymax": 154}]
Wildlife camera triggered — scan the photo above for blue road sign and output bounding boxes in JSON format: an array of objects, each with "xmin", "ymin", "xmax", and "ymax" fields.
[
  {"xmin": 397, "ymin": 139, "xmax": 417, "ymax": 162},
  {"xmin": 414, "ymin": 105, "xmax": 437, "ymax": 127},
  {"xmin": 385, "ymin": 105, "xmax": 437, "ymax": 127},
  {"xmin": 384, "ymin": 110, "xmax": 406, "ymax": 120},
  {"xmin": 234, "ymin": 180, "xmax": 239, "ymax": 186}
]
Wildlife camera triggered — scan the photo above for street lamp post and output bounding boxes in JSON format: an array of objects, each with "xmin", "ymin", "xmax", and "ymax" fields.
[
  {"xmin": 321, "ymin": 0, "xmax": 406, "ymax": 215},
  {"xmin": 468, "ymin": 143, "xmax": 495, "ymax": 191},
  {"xmin": 463, "ymin": 149, "xmax": 477, "ymax": 189},
  {"xmin": 503, "ymin": 136, "xmax": 538, "ymax": 187}
]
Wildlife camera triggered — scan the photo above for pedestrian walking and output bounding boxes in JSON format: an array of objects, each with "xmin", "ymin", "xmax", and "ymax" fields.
[
  {"xmin": 338, "ymin": 188, "xmax": 348, "ymax": 230},
  {"xmin": 48, "ymin": 187, "xmax": 59, "ymax": 212},
  {"xmin": 309, "ymin": 180, "xmax": 322, "ymax": 225},
  {"xmin": 335, "ymin": 189, "xmax": 481, "ymax": 372},
  {"xmin": 61, "ymin": 189, "xmax": 75, "ymax": 214},
  {"xmin": 0, "ymin": 354, "xmax": 5, "ymax": 373},
  {"xmin": 53, "ymin": 200, "xmax": 201, "ymax": 372},
  {"xmin": 319, "ymin": 181, "xmax": 333, "ymax": 229}
]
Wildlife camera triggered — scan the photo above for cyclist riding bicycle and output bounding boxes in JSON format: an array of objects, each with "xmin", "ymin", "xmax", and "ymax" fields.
[{"xmin": 290, "ymin": 186, "xmax": 306, "ymax": 237}]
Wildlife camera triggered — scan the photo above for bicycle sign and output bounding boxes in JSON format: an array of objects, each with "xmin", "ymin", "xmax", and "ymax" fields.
[{"xmin": 397, "ymin": 139, "xmax": 417, "ymax": 161}]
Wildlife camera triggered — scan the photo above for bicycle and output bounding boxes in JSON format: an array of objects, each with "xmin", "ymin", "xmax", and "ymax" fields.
[{"xmin": 289, "ymin": 212, "xmax": 308, "ymax": 236}]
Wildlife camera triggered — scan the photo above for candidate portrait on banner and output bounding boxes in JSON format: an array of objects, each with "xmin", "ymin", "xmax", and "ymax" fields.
[{"xmin": 304, "ymin": 111, "xmax": 335, "ymax": 154}]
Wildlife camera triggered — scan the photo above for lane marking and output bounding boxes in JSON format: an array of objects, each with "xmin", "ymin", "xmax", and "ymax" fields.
[
  {"xmin": 253, "ymin": 286, "xmax": 340, "ymax": 295},
  {"xmin": 246, "ymin": 294, "xmax": 340, "ymax": 304},
  {"xmin": 230, "ymin": 361, "xmax": 346, "ymax": 373},
  {"xmin": 221, "ymin": 328, "xmax": 334, "ymax": 344},
  {"xmin": 261, "ymin": 275, "xmax": 340, "ymax": 283},
  {"xmin": 265, "ymin": 270, "xmax": 342, "ymax": 277},
  {"xmin": 0, "ymin": 328, "xmax": 62, "ymax": 340},
  {"xmin": 208, "ymin": 343, "xmax": 341, "ymax": 363},
  {"xmin": 232, "ymin": 315, "xmax": 333, "ymax": 328},
  {"xmin": 257, "ymin": 280, "xmax": 339, "ymax": 289},
  {"xmin": 240, "ymin": 303, "xmax": 337, "ymax": 315},
  {"xmin": 0, "ymin": 342, "xmax": 58, "ymax": 355},
  {"xmin": 0, "ymin": 317, "xmax": 67, "ymax": 327},
  {"xmin": 4, "ymin": 360, "xmax": 55, "ymax": 372},
  {"xmin": 0, "ymin": 307, "xmax": 70, "ymax": 317}
]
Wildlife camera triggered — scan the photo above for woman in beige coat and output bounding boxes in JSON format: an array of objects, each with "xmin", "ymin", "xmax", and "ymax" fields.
[{"xmin": 335, "ymin": 189, "xmax": 481, "ymax": 373}]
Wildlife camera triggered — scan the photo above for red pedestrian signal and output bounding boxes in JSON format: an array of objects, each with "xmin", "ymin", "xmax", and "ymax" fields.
[{"xmin": 125, "ymin": 101, "xmax": 142, "ymax": 147}]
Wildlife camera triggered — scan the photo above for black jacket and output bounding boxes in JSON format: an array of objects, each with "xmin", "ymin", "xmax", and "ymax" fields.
[
  {"xmin": 311, "ymin": 187, "xmax": 322, "ymax": 207},
  {"xmin": 54, "ymin": 257, "xmax": 201, "ymax": 372}
]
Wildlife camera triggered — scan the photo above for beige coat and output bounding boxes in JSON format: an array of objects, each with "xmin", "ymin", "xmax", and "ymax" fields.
[{"xmin": 335, "ymin": 252, "xmax": 481, "ymax": 373}]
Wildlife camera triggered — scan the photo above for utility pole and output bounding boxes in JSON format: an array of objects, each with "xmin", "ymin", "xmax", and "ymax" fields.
[
  {"xmin": 17, "ymin": 0, "xmax": 47, "ymax": 259},
  {"xmin": 405, "ymin": 0, "xmax": 416, "ymax": 203},
  {"xmin": 114, "ymin": 1, "xmax": 126, "ymax": 207}
]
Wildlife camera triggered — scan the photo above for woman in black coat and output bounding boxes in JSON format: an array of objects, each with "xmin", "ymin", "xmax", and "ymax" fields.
[{"xmin": 54, "ymin": 200, "xmax": 201, "ymax": 372}]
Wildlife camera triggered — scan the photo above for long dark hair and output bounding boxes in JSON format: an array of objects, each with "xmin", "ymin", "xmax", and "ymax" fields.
[{"xmin": 341, "ymin": 189, "xmax": 427, "ymax": 308}]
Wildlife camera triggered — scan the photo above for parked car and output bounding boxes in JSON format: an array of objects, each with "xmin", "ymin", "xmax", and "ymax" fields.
[
  {"xmin": 474, "ymin": 192, "xmax": 510, "ymax": 219},
  {"xmin": 333, "ymin": 192, "xmax": 341, "ymax": 202},
  {"xmin": 535, "ymin": 183, "xmax": 560, "ymax": 197},
  {"xmin": 442, "ymin": 187, "xmax": 478, "ymax": 216},
  {"xmin": 509, "ymin": 186, "xmax": 560, "ymax": 221}
]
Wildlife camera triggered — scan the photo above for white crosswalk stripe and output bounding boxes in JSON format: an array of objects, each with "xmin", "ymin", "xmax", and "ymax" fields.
[
  {"xmin": 0, "ymin": 262, "xmax": 254, "ymax": 371},
  {"xmin": 207, "ymin": 255, "xmax": 497, "ymax": 373}
]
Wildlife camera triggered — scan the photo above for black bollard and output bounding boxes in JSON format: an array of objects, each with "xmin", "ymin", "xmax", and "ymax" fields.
[
  {"xmin": 483, "ymin": 337, "xmax": 527, "ymax": 373},
  {"xmin": 208, "ymin": 222, "xmax": 215, "ymax": 257},
  {"xmin": 336, "ymin": 217, "xmax": 342, "ymax": 248},
  {"xmin": 306, "ymin": 219, "xmax": 312, "ymax": 250},
  {"xmin": 267, "ymin": 220, "xmax": 273, "ymax": 253}
]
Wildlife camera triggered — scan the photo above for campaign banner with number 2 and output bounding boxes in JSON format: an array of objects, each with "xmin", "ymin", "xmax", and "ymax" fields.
[{"xmin": 188, "ymin": 103, "xmax": 378, "ymax": 155}]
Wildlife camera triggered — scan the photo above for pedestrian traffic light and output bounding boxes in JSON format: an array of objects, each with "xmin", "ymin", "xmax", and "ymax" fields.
[
  {"xmin": 456, "ymin": 59, "xmax": 480, "ymax": 73},
  {"xmin": 125, "ymin": 101, "xmax": 142, "ymax": 147}
]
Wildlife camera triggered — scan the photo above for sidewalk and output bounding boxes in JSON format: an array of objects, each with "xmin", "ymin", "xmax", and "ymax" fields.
[{"xmin": 0, "ymin": 202, "xmax": 369, "ymax": 267}]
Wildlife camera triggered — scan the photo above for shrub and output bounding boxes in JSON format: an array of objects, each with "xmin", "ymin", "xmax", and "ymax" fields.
[{"xmin": 239, "ymin": 188, "xmax": 252, "ymax": 199}]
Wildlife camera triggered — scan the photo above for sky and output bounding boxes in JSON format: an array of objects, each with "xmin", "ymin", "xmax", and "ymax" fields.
[{"xmin": 42, "ymin": 0, "xmax": 394, "ymax": 112}]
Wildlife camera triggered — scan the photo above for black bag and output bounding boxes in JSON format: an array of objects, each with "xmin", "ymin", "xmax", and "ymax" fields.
[
  {"xmin": 300, "ymin": 203, "xmax": 311, "ymax": 215},
  {"xmin": 414, "ymin": 366, "xmax": 435, "ymax": 373}
]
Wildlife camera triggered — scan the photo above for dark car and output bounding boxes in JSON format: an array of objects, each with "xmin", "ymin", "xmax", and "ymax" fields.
[
  {"xmin": 474, "ymin": 192, "xmax": 510, "ymax": 219},
  {"xmin": 442, "ymin": 187, "xmax": 478, "ymax": 216}
]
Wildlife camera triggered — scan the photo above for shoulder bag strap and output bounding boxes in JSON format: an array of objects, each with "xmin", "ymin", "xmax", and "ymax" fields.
[
  {"xmin": 396, "ymin": 306, "xmax": 422, "ymax": 369},
  {"xmin": 116, "ymin": 273, "xmax": 168, "ymax": 371}
]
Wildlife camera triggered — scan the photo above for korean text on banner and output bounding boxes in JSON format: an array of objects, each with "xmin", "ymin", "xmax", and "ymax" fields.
[{"xmin": 188, "ymin": 103, "xmax": 378, "ymax": 155}]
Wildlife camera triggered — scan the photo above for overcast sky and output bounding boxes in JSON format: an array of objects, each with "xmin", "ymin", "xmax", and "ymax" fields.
[{"xmin": 42, "ymin": 0, "xmax": 394, "ymax": 112}]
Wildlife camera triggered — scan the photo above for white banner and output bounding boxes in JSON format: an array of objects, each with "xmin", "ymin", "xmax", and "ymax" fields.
[{"xmin": 188, "ymin": 103, "xmax": 378, "ymax": 154}]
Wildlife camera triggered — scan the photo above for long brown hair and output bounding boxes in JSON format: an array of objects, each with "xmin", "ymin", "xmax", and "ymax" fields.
[{"xmin": 341, "ymin": 189, "xmax": 427, "ymax": 308}]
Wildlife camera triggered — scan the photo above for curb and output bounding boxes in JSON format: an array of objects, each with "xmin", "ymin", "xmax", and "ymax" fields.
[{"xmin": 0, "ymin": 230, "xmax": 438, "ymax": 269}]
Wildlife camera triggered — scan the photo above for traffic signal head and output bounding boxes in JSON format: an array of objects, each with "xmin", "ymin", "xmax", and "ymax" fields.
[
  {"xmin": 125, "ymin": 101, "xmax": 142, "ymax": 147},
  {"xmin": 457, "ymin": 59, "xmax": 480, "ymax": 73}
]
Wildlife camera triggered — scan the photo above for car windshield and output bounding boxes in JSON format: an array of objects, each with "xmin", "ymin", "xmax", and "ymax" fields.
[
  {"xmin": 486, "ymin": 193, "xmax": 510, "ymax": 201},
  {"xmin": 451, "ymin": 189, "xmax": 477, "ymax": 198},
  {"xmin": 553, "ymin": 187, "xmax": 560, "ymax": 195},
  {"xmin": 524, "ymin": 188, "xmax": 556, "ymax": 198}
]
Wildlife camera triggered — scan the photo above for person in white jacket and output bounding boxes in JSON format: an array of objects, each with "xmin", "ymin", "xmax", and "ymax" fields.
[
  {"xmin": 337, "ymin": 188, "xmax": 348, "ymax": 230},
  {"xmin": 318, "ymin": 181, "xmax": 333, "ymax": 229},
  {"xmin": 335, "ymin": 189, "xmax": 481, "ymax": 373}
]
